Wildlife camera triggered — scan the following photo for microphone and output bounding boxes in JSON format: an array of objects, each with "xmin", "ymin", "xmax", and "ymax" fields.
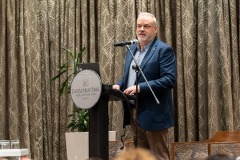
[{"xmin": 113, "ymin": 39, "xmax": 139, "ymax": 46}]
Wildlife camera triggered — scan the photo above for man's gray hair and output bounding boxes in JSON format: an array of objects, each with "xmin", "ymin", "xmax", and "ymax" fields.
[{"xmin": 137, "ymin": 12, "xmax": 158, "ymax": 26}]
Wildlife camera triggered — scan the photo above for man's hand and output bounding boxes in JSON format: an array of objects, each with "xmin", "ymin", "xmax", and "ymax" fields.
[
  {"xmin": 123, "ymin": 85, "xmax": 140, "ymax": 95},
  {"xmin": 112, "ymin": 84, "xmax": 120, "ymax": 90}
]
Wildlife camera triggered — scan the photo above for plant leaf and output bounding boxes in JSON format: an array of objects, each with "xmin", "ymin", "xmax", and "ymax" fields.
[
  {"xmin": 77, "ymin": 47, "xmax": 85, "ymax": 63},
  {"xmin": 51, "ymin": 69, "xmax": 68, "ymax": 81},
  {"xmin": 62, "ymin": 47, "xmax": 74, "ymax": 60},
  {"xmin": 59, "ymin": 77, "xmax": 71, "ymax": 95},
  {"xmin": 59, "ymin": 62, "xmax": 69, "ymax": 71}
]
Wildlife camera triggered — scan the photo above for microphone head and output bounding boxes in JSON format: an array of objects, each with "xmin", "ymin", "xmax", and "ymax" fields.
[
  {"xmin": 113, "ymin": 39, "xmax": 139, "ymax": 47},
  {"xmin": 132, "ymin": 39, "xmax": 139, "ymax": 44}
]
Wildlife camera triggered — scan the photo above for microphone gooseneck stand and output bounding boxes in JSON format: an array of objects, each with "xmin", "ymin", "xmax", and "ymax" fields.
[
  {"xmin": 132, "ymin": 64, "xmax": 139, "ymax": 147},
  {"xmin": 126, "ymin": 45, "xmax": 160, "ymax": 147}
]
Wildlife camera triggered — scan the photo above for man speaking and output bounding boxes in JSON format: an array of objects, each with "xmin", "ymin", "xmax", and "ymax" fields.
[{"xmin": 113, "ymin": 12, "xmax": 177, "ymax": 160}]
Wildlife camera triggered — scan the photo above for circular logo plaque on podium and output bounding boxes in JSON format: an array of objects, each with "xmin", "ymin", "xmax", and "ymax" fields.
[{"xmin": 70, "ymin": 69, "xmax": 102, "ymax": 109}]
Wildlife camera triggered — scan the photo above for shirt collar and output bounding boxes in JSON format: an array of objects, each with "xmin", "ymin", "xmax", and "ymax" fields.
[{"xmin": 137, "ymin": 39, "xmax": 154, "ymax": 52}]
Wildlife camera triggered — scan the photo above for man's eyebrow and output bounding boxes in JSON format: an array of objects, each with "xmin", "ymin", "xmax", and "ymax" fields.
[{"xmin": 137, "ymin": 24, "xmax": 151, "ymax": 26}]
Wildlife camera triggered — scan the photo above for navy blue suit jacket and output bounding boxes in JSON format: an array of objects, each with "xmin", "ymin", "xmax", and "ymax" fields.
[{"xmin": 116, "ymin": 37, "xmax": 177, "ymax": 131}]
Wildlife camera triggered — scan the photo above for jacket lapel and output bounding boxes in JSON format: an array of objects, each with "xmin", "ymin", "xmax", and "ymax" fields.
[{"xmin": 138, "ymin": 38, "xmax": 158, "ymax": 78}]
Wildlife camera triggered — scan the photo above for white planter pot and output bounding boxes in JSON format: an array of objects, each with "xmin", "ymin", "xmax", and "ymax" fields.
[
  {"xmin": 66, "ymin": 132, "xmax": 89, "ymax": 160},
  {"xmin": 65, "ymin": 131, "xmax": 116, "ymax": 160}
]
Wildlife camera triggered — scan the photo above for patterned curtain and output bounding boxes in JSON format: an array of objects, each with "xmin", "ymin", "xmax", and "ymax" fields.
[
  {"xmin": 174, "ymin": 0, "xmax": 240, "ymax": 142},
  {"xmin": 0, "ymin": 0, "xmax": 239, "ymax": 159}
]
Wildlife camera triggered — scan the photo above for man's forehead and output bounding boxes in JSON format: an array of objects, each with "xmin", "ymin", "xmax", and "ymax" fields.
[
  {"xmin": 137, "ymin": 16, "xmax": 153, "ymax": 22},
  {"xmin": 137, "ymin": 20, "xmax": 153, "ymax": 25}
]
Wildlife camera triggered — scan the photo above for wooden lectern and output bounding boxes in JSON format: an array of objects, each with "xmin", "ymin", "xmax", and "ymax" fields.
[
  {"xmin": 77, "ymin": 63, "xmax": 134, "ymax": 160},
  {"xmin": 89, "ymin": 84, "xmax": 134, "ymax": 160}
]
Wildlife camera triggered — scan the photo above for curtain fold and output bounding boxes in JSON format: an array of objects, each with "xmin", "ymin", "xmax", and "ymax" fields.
[{"xmin": 0, "ymin": 0, "xmax": 239, "ymax": 159}]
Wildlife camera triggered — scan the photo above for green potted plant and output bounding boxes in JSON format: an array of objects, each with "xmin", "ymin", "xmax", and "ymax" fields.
[
  {"xmin": 52, "ymin": 47, "xmax": 116, "ymax": 160},
  {"xmin": 52, "ymin": 47, "xmax": 89, "ymax": 160},
  {"xmin": 52, "ymin": 47, "xmax": 88, "ymax": 132}
]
